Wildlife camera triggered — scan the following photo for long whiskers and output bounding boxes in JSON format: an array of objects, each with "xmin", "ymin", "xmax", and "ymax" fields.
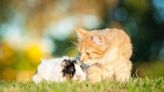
[
  {"xmin": 70, "ymin": 41, "xmax": 79, "ymax": 47},
  {"xmin": 63, "ymin": 41, "xmax": 79, "ymax": 54}
]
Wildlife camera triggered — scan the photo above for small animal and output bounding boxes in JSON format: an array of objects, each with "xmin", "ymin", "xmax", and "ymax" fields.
[
  {"xmin": 61, "ymin": 59, "xmax": 76, "ymax": 79},
  {"xmin": 32, "ymin": 56, "xmax": 86, "ymax": 84},
  {"xmin": 75, "ymin": 27, "xmax": 132, "ymax": 82}
]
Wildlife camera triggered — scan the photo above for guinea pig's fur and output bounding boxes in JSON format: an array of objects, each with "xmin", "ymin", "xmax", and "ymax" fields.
[
  {"xmin": 32, "ymin": 56, "xmax": 86, "ymax": 84},
  {"xmin": 61, "ymin": 59, "xmax": 76, "ymax": 79}
]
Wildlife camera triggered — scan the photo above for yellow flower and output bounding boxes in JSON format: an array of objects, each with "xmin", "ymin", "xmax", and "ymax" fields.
[
  {"xmin": 2, "ymin": 68, "xmax": 16, "ymax": 80},
  {"xmin": 0, "ymin": 43, "xmax": 14, "ymax": 64},
  {"xmin": 16, "ymin": 70, "xmax": 35, "ymax": 82},
  {"xmin": 25, "ymin": 43, "xmax": 44, "ymax": 64}
]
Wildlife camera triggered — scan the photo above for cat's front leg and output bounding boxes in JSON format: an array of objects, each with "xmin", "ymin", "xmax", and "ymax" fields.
[
  {"xmin": 115, "ymin": 72, "xmax": 130, "ymax": 83},
  {"xmin": 87, "ymin": 65, "xmax": 102, "ymax": 83},
  {"xmin": 115, "ymin": 60, "xmax": 132, "ymax": 83}
]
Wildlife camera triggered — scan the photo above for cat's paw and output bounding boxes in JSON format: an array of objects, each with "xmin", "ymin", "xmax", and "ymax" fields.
[
  {"xmin": 88, "ymin": 76, "xmax": 102, "ymax": 83},
  {"xmin": 116, "ymin": 74, "xmax": 130, "ymax": 83},
  {"xmin": 87, "ymin": 65, "xmax": 102, "ymax": 83}
]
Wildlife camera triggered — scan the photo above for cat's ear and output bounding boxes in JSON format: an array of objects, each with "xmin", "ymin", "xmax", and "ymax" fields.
[
  {"xmin": 61, "ymin": 59, "xmax": 67, "ymax": 66},
  {"xmin": 91, "ymin": 35, "xmax": 104, "ymax": 45},
  {"xmin": 75, "ymin": 27, "xmax": 87, "ymax": 39}
]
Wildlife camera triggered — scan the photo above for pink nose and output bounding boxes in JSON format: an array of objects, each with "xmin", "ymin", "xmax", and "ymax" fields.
[
  {"xmin": 80, "ymin": 57, "xmax": 89, "ymax": 62},
  {"xmin": 76, "ymin": 75, "xmax": 81, "ymax": 80},
  {"xmin": 80, "ymin": 57, "xmax": 84, "ymax": 62},
  {"xmin": 80, "ymin": 54, "xmax": 85, "ymax": 61}
]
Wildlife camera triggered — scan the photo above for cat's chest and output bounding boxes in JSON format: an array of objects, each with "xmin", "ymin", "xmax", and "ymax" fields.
[{"xmin": 100, "ymin": 63, "xmax": 117, "ymax": 73}]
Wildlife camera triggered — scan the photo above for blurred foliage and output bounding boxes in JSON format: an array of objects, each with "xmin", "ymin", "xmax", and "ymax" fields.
[
  {"xmin": 136, "ymin": 61, "xmax": 164, "ymax": 78},
  {"xmin": 0, "ymin": 0, "xmax": 164, "ymax": 81},
  {"xmin": 0, "ymin": 0, "xmax": 10, "ymax": 23}
]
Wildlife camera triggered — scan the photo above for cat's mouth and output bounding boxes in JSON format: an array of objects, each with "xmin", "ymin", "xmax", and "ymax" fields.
[{"xmin": 82, "ymin": 60, "xmax": 97, "ymax": 66}]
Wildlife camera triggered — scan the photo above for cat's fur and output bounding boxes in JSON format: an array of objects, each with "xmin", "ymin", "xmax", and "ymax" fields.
[{"xmin": 76, "ymin": 27, "xmax": 132, "ymax": 82}]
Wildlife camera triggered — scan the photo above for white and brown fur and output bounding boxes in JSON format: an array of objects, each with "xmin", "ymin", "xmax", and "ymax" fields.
[{"xmin": 32, "ymin": 56, "xmax": 86, "ymax": 84}]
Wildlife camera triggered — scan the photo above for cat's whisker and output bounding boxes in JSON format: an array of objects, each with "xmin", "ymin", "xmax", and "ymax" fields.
[{"xmin": 70, "ymin": 41, "xmax": 79, "ymax": 46}]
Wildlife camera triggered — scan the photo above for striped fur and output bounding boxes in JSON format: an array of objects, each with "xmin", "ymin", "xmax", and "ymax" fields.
[{"xmin": 76, "ymin": 28, "xmax": 132, "ymax": 82}]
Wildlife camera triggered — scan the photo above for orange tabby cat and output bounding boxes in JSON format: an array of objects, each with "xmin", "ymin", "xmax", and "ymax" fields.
[{"xmin": 75, "ymin": 27, "xmax": 132, "ymax": 82}]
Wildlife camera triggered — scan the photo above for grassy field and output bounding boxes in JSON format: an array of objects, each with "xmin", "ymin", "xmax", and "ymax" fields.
[{"xmin": 0, "ymin": 77, "xmax": 163, "ymax": 92}]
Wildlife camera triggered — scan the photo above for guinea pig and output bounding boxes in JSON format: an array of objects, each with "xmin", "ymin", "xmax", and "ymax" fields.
[
  {"xmin": 32, "ymin": 56, "xmax": 86, "ymax": 84},
  {"xmin": 61, "ymin": 59, "xmax": 76, "ymax": 79},
  {"xmin": 61, "ymin": 59, "xmax": 87, "ymax": 81}
]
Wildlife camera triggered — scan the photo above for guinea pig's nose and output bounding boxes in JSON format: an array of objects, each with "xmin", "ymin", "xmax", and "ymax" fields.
[{"xmin": 76, "ymin": 75, "xmax": 81, "ymax": 80}]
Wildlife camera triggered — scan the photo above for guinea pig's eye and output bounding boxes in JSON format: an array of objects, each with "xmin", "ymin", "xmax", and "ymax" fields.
[
  {"xmin": 69, "ymin": 67, "xmax": 74, "ymax": 71},
  {"xmin": 72, "ymin": 60, "xmax": 76, "ymax": 63}
]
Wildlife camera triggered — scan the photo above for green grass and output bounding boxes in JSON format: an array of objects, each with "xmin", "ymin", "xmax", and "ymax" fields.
[{"xmin": 0, "ymin": 77, "xmax": 163, "ymax": 92}]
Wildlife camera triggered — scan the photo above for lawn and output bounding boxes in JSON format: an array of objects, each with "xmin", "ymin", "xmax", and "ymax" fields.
[{"xmin": 0, "ymin": 77, "xmax": 163, "ymax": 92}]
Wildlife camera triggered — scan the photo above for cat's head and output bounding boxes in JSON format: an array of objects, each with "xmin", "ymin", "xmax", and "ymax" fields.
[{"xmin": 75, "ymin": 27, "xmax": 108, "ymax": 64}]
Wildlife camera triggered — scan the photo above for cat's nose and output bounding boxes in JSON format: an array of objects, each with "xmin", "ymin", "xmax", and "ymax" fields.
[
  {"xmin": 80, "ymin": 57, "xmax": 88, "ymax": 62},
  {"xmin": 80, "ymin": 54, "xmax": 85, "ymax": 62},
  {"xmin": 80, "ymin": 54, "xmax": 88, "ymax": 62},
  {"xmin": 80, "ymin": 57, "xmax": 84, "ymax": 62},
  {"xmin": 80, "ymin": 56, "xmax": 86, "ymax": 62}
]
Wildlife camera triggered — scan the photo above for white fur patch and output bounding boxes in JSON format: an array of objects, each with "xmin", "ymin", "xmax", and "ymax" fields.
[
  {"xmin": 73, "ymin": 63, "xmax": 86, "ymax": 81},
  {"xmin": 32, "ymin": 56, "xmax": 86, "ymax": 84}
]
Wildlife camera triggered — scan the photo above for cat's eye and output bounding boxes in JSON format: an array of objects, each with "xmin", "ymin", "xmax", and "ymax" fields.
[{"xmin": 86, "ymin": 52, "xmax": 90, "ymax": 55}]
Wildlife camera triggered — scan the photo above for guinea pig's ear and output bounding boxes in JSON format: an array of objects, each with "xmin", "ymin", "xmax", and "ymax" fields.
[
  {"xmin": 72, "ymin": 60, "xmax": 77, "ymax": 64},
  {"xmin": 61, "ymin": 59, "xmax": 67, "ymax": 66}
]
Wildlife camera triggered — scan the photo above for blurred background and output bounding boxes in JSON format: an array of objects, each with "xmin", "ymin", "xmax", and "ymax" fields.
[{"xmin": 0, "ymin": 0, "xmax": 164, "ymax": 81}]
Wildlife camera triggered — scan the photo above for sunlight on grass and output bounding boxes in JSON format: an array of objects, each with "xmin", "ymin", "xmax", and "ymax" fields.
[{"xmin": 0, "ymin": 77, "xmax": 163, "ymax": 92}]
